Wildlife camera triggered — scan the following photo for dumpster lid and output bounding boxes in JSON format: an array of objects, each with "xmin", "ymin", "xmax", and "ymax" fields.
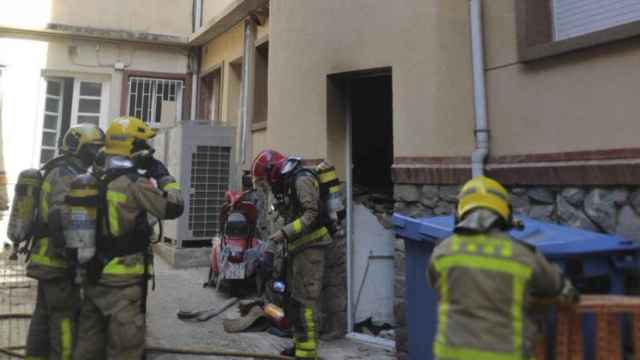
[{"xmin": 392, "ymin": 214, "xmax": 640, "ymax": 258}]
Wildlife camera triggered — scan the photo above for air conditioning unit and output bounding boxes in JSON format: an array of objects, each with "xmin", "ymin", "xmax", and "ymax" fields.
[{"xmin": 153, "ymin": 121, "xmax": 237, "ymax": 249}]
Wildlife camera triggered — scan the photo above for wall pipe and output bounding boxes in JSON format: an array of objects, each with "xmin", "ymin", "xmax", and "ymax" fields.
[
  {"xmin": 190, "ymin": 47, "xmax": 200, "ymax": 120},
  {"xmin": 239, "ymin": 17, "xmax": 257, "ymax": 164},
  {"xmin": 470, "ymin": 0, "xmax": 489, "ymax": 177}
]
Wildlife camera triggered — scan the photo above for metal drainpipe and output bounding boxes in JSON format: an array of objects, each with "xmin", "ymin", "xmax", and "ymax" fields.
[
  {"xmin": 470, "ymin": 0, "xmax": 489, "ymax": 177},
  {"xmin": 190, "ymin": 48, "xmax": 200, "ymax": 121},
  {"xmin": 239, "ymin": 17, "xmax": 257, "ymax": 164}
]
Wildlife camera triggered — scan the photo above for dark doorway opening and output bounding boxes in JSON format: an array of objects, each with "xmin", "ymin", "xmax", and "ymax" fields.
[{"xmin": 351, "ymin": 75, "xmax": 393, "ymax": 196}]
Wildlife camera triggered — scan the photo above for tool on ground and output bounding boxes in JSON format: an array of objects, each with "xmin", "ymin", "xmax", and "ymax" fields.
[{"xmin": 176, "ymin": 297, "xmax": 238, "ymax": 321}]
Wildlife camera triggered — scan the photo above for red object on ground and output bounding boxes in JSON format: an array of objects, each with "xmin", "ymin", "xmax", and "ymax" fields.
[{"xmin": 210, "ymin": 190, "xmax": 261, "ymax": 281}]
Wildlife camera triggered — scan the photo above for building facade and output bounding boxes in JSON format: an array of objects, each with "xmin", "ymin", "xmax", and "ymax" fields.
[
  {"xmin": 196, "ymin": 0, "xmax": 640, "ymax": 356},
  {"xmin": 3, "ymin": 0, "xmax": 640, "ymax": 357}
]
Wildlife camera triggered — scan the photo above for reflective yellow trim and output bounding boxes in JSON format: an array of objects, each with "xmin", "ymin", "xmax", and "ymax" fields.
[
  {"xmin": 103, "ymin": 257, "xmax": 145, "ymax": 275},
  {"xmin": 61, "ymin": 318, "xmax": 72, "ymax": 360},
  {"xmin": 434, "ymin": 254, "xmax": 532, "ymax": 280},
  {"xmin": 436, "ymin": 265, "xmax": 449, "ymax": 345},
  {"xmin": 513, "ymin": 277, "xmax": 526, "ymax": 355},
  {"xmin": 434, "ymin": 343, "xmax": 526, "ymax": 360},
  {"xmin": 288, "ymin": 227, "xmax": 328, "ymax": 252},
  {"xmin": 318, "ymin": 170, "xmax": 337, "ymax": 183},
  {"xmin": 292, "ymin": 219, "xmax": 303, "ymax": 235},
  {"xmin": 107, "ymin": 191, "xmax": 127, "ymax": 236},
  {"xmin": 466, "ymin": 243, "xmax": 477, "ymax": 253},
  {"xmin": 295, "ymin": 306, "xmax": 318, "ymax": 358},
  {"xmin": 68, "ymin": 188, "xmax": 98, "ymax": 197},
  {"xmin": 452, "ymin": 235, "xmax": 512, "ymax": 258},
  {"xmin": 329, "ymin": 185, "xmax": 341, "ymax": 193},
  {"xmin": 451, "ymin": 236, "xmax": 461, "ymax": 252},
  {"xmin": 294, "ymin": 349, "xmax": 318, "ymax": 359},
  {"xmin": 433, "ymin": 251, "xmax": 532, "ymax": 359},
  {"xmin": 41, "ymin": 180, "xmax": 51, "ymax": 222},
  {"xmin": 30, "ymin": 238, "xmax": 67, "ymax": 268},
  {"xmin": 163, "ymin": 182, "xmax": 180, "ymax": 191}
]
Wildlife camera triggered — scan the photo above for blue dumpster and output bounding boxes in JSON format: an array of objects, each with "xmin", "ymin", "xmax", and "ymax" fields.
[{"xmin": 392, "ymin": 214, "xmax": 640, "ymax": 360}]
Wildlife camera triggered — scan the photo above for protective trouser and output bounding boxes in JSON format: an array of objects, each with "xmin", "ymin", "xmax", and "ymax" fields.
[
  {"xmin": 25, "ymin": 279, "xmax": 80, "ymax": 360},
  {"xmin": 287, "ymin": 247, "xmax": 325, "ymax": 359},
  {"xmin": 73, "ymin": 284, "xmax": 145, "ymax": 360}
]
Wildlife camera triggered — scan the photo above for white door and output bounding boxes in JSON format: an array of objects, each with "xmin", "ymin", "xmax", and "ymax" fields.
[
  {"xmin": 71, "ymin": 79, "xmax": 109, "ymax": 129},
  {"xmin": 39, "ymin": 78, "xmax": 65, "ymax": 164}
]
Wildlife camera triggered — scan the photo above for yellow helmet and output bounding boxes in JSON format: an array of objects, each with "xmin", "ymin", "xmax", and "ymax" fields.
[
  {"xmin": 104, "ymin": 117, "xmax": 156, "ymax": 156},
  {"xmin": 456, "ymin": 176, "xmax": 511, "ymax": 223},
  {"xmin": 60, "ymin": 124, "xmax": 105, "ymax": 156}
]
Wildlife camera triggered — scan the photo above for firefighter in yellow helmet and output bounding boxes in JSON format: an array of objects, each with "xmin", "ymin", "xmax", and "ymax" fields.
[
  {"xmin": 73, "ymin": 117, "xmax": 183, "ymax": 360},
  {"xmin": 427, "ymin": 176, "xmax": 578, "ymax": 360},
  {"xmin": 25, "ymin": 124, "xmax": 105, "ymax": 360}
]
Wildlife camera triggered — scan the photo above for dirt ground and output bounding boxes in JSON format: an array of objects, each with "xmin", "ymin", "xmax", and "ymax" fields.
[{"xmin": 0, "ymin": 251, "xmax": 395, "ymax": 359}]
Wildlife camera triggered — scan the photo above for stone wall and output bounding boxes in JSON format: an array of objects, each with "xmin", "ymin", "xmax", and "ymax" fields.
[{"xmin": 392, "ymin": 184, "xmax": 640, "ymax": 358}]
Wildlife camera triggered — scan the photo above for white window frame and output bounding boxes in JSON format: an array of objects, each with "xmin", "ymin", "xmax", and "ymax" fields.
[
  {"xmin": 39, "ymin": 78, "xmax": 65, "ymax": 163},
  {"xmin": 71, "ymin": 77, "xmax": 110, "ymax": 129},
  {"xmin": 36, "ymin": 73, "xmax": 110, "ymax": 165}
]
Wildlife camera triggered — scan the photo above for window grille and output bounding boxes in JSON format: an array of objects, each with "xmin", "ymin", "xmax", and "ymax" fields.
[{"xmin": 127, "ymin": 77, "xmax": 184, "ymax": 123}]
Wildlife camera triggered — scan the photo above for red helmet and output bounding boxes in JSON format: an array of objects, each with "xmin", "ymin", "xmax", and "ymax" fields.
[{"xmin": 251, "ymin": 149, "xmax": 287, "ymax": 185}]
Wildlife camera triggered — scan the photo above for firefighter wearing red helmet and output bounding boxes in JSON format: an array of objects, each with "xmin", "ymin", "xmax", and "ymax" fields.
[{"xmin": 252, "ymin": 149, "xmax": 331, "ymax": 359}]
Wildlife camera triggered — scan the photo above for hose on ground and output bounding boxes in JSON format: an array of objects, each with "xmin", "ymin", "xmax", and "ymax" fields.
[{"xmin": 0, "ymin": 313, "xmax": 294, "ymax": 360}]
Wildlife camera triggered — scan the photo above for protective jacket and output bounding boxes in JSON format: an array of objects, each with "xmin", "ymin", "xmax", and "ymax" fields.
[
  {"xmin": 74, "ymin": 156, "xmax": 183, "ymax": 360},
  {"xmin": 27, "ymin": 156, "xmax": 86, "ymax": 280},
  {"xmin": 427, "ymin": 209, "xmax": 564, "ymax": 360},
  {"xmin": 280, "ymin": 169, "xmax": 332, "ymax": 253},
  {"xmin": 273, "ymin": 168, "xmax": 331, "ymax": 359},
  {"xmin": 93, "ymin": 156, "xmax": 183, "ymax": 286}
]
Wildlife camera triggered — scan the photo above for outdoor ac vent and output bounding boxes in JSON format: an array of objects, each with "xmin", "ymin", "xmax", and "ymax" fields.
[
  {"xmin": 188, "ymin": 145, "xmax": 231, "ymax": 238},
  {"xmin": 152, "ymin": 121, "xmax": 237, "ymax": 248}
]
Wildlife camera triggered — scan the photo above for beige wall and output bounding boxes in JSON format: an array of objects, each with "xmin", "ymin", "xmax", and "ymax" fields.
[
  {"xmin": 202, "ymin": 22, "xmax": 244, "ymax": 123},
  {"xmin": 484, "ymin": 0, "xmax": 640, "ymax": 156},
  {"xmin": 0, "ymin": 0, "xmax": 192, "ymax": 36},
  {"xmin": 203, "ymin": 0, "xmax": 238, "ymax": 26},
  {"xmin": 200, "ymin": 18, "xmax": 269, "ymax": 168},
  {"xmin": 268, "ymin": 0, "xmax": 475, "ymax": 162}
]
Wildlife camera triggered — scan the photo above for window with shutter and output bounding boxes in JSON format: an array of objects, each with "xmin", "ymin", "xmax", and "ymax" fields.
[
  {"xmin": 552, "ymin": 0, "xmax": 640, "ymax": 41},
  {"xmin": 517, "ymin": 0, "xmax": 640, "ymax": 61}
]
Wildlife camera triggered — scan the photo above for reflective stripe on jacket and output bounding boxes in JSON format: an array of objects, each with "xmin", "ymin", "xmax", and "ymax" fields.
[
  {"xmin": 98, "ymin": 157, "xmax": 183, "ymax": 285},
  {"xmin": 27, "ymin": 158, "xmax": 85, "ymax": 279},
  {"xmin": 427, "ymin": 232, "xmax": 564, "ymax": 360},
  {"xmin": 281, "ymin": 172, "xmax": 331, "ymax": 253}
]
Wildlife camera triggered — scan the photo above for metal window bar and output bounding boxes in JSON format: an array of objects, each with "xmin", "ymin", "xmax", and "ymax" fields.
[{"xmin": 127, "ymin": 77, "xmax": 184, "ymax": 123}]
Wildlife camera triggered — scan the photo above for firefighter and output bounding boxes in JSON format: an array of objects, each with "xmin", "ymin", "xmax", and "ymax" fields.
[
  {"xmin": 427, "ymin": 176, "xmax": 578, "ymax": 360},
  {"xmin": 252, "ymin": 149, "xmax": 331, "ymax": 359},
  {"xmin": 25, "ymin": 124, "xmax": 105, "ymax": 360},
  {"xmin": 73, "ymin": 117, "xmax": 183, "ymax": 360}
]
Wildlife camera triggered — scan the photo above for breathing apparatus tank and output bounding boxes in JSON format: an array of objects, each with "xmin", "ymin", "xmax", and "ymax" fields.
[
  {"xmin": 315, "ymin": 161, "xmax": 345, "ymax": 224},
  {"xmin": 7, "ymin": 169, "xmax": 42, "ymax": 243},
  {"xmin": 64, "ymin": 174, "xmax": 99, "ymax": 265}
]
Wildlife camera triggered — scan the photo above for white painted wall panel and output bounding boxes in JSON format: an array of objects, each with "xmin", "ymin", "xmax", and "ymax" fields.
[{"xmin": 553, "ymin": 0, "xmax": 640, "ymax": 40}]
